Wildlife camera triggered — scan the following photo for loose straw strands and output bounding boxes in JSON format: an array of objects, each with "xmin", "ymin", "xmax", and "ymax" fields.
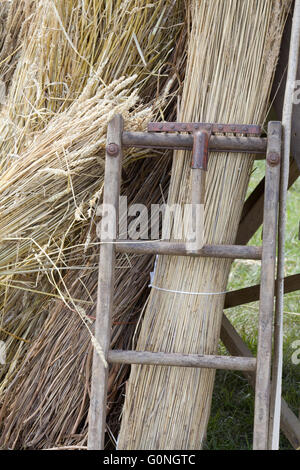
[
  {"xmin": 0, "ymin": 0, "xmax": 186, "ymax": 448},
  {"xmin": 0, "ymin": 0, "xmax": 184, "ymax": 381},
  {"xmin": 0, "ymin": 76, "xmax": 146, "ymax": 273},
  {"xmin": 118, "ymin": 0, "xmax": 291, "ymax": 450},
  {"xmin": 0, "ymin": 78, "xmax": 140, "ymax": 397},
  {"xmin": 0, "ymin": 0, "xmax": 183, "ymax": 171},
  {"xmin": 0, "ymin": 155, "xmax": 171, "ymax": 449},
  {"xmin": 0, "ymin": 1, "xmax": 36, "ymax": 97}
]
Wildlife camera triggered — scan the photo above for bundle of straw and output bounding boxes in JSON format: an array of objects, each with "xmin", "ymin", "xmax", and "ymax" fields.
[
  {"xmin": 0, "ymin": 0, "xmax": 35, "ymax": 99},
  {"xmin": 0, "ymin": 0, "xmax": 184, "ymax": 388},
  {"xmin": 0, "ymin": 155, "xmax": 171, "ymax": 448},
  {"xmin": 0, "ymin": 74, "xmax": 151, "ymax": 388},
  {"xmin": 0, "ymin": 0, "xmax": 186, "ymax": 448},
  {"xmin": 0, "ymin": 3, "xmax": 9, "ymax": 57},
  {"xmin": 118, "ymin": 0, "xmax": 291, "ymax": 449},
  {"xmin": 0, "ymin": 0, "xmax": 184, "ymax": 169}
]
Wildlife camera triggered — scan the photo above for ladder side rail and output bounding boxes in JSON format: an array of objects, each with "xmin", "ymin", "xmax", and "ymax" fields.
[
  {"xmin": 253, "ymin": 121, "xmax": 282, "ymax": 450},
  {"xmin": 270, "ymin": 0, "xmax": 300, "ymax": 450},
  {"xmin": 88, "ymin": 115, "xmax": 123, "ymax": 450}
]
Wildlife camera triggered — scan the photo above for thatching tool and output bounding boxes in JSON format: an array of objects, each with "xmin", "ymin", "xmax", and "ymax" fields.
[
  {"xmin": 88, "ymin": 114, "xmax": 283, "ymax": 450},
  {"xmin": 148, "ymin": 122, "xmax": 260, "ymax": 251}
]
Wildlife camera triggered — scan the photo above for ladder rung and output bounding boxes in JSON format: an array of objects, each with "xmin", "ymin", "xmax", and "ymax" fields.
[
  {"xmin": 115, "ymin": 241, "xmax": 262, "ymax": 260},
  {"xmin": 108, "ymin": 350, "xmax": 257, "ymax": 372}
]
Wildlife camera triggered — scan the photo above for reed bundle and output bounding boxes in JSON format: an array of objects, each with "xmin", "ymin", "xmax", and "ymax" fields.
[
  {"xmin": 0, "ymin": 0, "xmax": 35, "ymax": 98},
  {"xmin": 0, "ymin": 75, "xmax": 151, "ymax": 391},
  {"xmin": 118, "ymin": 0, "xmax": 291, "ymax": 450},
  {"xmin": 0, "ymin": 0, "xmax": 183, "ymax": 169},
  {"xmin": 0, "ymin": 0, "xmax": 186, "ymax": 448},
  {"xmin": 0, "ymin": 155, "xmax": 171, "ymax": 448}
]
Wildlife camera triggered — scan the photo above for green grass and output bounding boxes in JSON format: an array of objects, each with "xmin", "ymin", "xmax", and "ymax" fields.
[{"xmin": 206, "ymin": 160, "xmax": 300, "ymax": 450}]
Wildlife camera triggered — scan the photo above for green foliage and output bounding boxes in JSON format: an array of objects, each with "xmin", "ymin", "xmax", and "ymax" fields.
[{"xmin": 207, "ymin": 161, "xmax": 300, "ymax": 450}]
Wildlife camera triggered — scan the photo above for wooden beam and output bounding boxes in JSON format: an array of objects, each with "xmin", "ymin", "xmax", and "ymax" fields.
[
  {"xmin": 270, "ymin": 1, "xmax": 300, "ymax": 449},
  {"xmin": 236, "ymin": 158, "xmax": 299, "ymax": 245},
  {"xmin": 220, "ymin": 314, "xmax": 300, "ymax": 450},
  {"xmin": 253, "ymin": 121, "xmax": 281, "ymax": 449},
  {"xmin": 88, "ymin": 115, "xmax": 123, "ymax": 450},
  {"xmin": 108, "ymin": 349, "xmax": 256, "ymax": 372},
  {"xmin": 116, "ymin": 241, "xmax": 262, "ymax": 260},
  {"xmin": 271, "ymin": 6, "xmax": 300, "ymax": 171},
  {"xmin": 224, "ymin": 273, "xmax": 300, "ymax": 309}
]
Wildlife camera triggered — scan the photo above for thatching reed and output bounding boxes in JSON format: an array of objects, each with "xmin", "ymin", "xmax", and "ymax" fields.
[
  {"xmin": 118, "ymin": 0, "xmax": 291, "ymax": 450},
  {"xmin": 0, "ymin": 0, "xmax": 36, "ymax": 100},
  {"xmin": 0, "ymin": 0, "xmax": 184, "ymax": 170},
  {"xmin": 0, "ymin": 155, "xmax": 171, "ymax": 448},
  {"xmin": 0, "ymin": 0, "xmax": 186, "ymax": 449},
  {"xmin": 0, "ymin": 75, "xmax": 150, "ymax": 391}
]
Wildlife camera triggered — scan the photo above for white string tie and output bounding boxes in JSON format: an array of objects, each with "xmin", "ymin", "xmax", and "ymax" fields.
[{"xmin": 148, "ymin": 283, "xmax": 229, "ymax": 296}]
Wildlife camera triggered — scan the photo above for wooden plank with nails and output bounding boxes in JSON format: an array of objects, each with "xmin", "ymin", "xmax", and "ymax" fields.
[{"xmin": 122, "ymin": 131, "xmax": 267, "ymax": 155}]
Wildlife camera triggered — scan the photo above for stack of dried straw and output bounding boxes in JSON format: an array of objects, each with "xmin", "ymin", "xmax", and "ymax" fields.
[
  {"xmin": 0, "ymin": 0, "xmax": 291, "ymax": 450},
  {"xmin": 0, "ymin": 0, "xmax": 185, "ymax": 448},
  {"xmin": 118, "ymin": 0, "xmax": 291, "ymax": 450}
]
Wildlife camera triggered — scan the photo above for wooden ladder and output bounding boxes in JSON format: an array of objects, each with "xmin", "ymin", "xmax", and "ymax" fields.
[{"xmin": 88, "ymin": 114, "xmax": 282, "ymax": 450}]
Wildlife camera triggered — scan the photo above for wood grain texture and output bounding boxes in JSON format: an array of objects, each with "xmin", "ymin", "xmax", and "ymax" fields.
[
  {"xmin": 116, "ymin": 241, "xmax": 262, "ymax": 260},
  {"xmin": 88, "ymin": 114, "xmax": 123, "ymax": 450},
  {"xmin": 108, "ymin": 349, "xmax": 256, "ymax": 371},
  {"xmin": 253, "ymin": 121, "xmax": 281, "ymax": 450},
  {"xmin": 123, "ymin": 131, "xmax": 267, "ymax": 155}
]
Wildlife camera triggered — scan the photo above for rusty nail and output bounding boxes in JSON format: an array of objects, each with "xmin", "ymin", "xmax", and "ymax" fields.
[
  {"xmin": 106, "ymin": 142, "xmax": 119, "ymax": 156},
  {"xmin": 267, "ymin": 152, "xmax": 280, "ymax": 166}
]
